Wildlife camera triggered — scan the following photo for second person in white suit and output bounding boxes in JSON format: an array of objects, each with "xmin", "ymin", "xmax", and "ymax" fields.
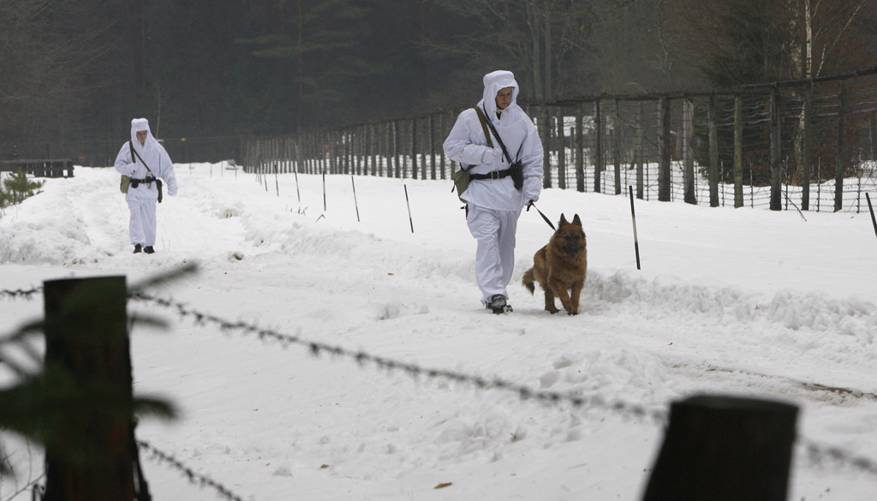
[{"xmin": 114, "ymin": 118, "xmax": 178, "ymax": 254}]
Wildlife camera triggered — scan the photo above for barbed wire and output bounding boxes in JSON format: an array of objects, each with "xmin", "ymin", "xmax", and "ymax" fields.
[
  {"xmin": 0, "ymin": 287, "xmax": 42, "ymax": 300},
  {"xmin": 799, "ymin": 438, "xmax": 877, "ymax": 478},
  {"xmin": 130, "ymin": 291, "xmax": 877, "ymax": 481},
  {"xmin": 128, "ymin": 291, "xmax": 668, "ymax": 425},
  {"xmin": 0, "ymin": 472, "xmax": 44, "ymax": 501},
  {"xmin": 136, "ymin": 440, "xmax": 248, "ymax": 501}
]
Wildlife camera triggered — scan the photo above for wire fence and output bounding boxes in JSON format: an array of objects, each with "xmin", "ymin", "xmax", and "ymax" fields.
[
  {"xmin": 241, "ymin": 66, "xmax": 877, "ymax": 214},
  {"xmin": 128, "ymin": 291, "xmax": 668, "ymax": 425},
  {"xmin": 135, "ymin": 440, "xmax": 247, "ymax": 501},
  {"xmin": 6, "ymin": 68, "xmax": 877, "ymax": 215},
  {"xmin": 3, "ymin": 281, "xmax": 877, "ymax": 498},
  {"xmin": 0, "ymin": 136, "xmax": 242, "ymax": 169}
]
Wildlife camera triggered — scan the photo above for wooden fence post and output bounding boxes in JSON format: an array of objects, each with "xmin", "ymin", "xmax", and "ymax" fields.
[
  {"xmin": 770, "ymin": 88, "xmax": 783, "ymax": 211},
  {"xmin": 411, "ymin": 118, "xmax": 418, "ymax": 180},
  {"xmin": 439, "ymin": 113, "xmax": 444, "ymax": 179},
  {"xmin": 429, "ymin": 114, "xmax": 436, "ymax": 180},
  {"xmin": 708, "ymin": 95, "xmax": 720, "ymax": 207},
  {"xmin": 614, "ymin": 99, "xmax": 623, "ymax": 195},
  {"xmin": 595, "ymin": 100, "xmax": 604, "ymax": 193},
  {"xmin": 658, "ymin": 97, "xmax": 671, "ymax": 201},
  {"xmin": 643, "ymin": 394, "xmax": 798, "ymax": 501},
  {"xmin": 370, "ymin": 122, "xmax": 378, "ymax": 176},
  {"xmin": 43, "ymin": 276, "xmax": 137, "ymax": 501},
  {"xmin": 393, "ymin": 120, "xmax": 401, "ymax": 178},
  {"xmin": 636, "ymin": 102, "xmax": 644, "ymax": 200},
  {"xmin": 683, "ymin": 97, "xmax": 696, "ymax": 204},
  {"xmin": 541, "ymin": 106, "xmax": 552, "ymax": 188},
  {"xmin": 557, "ymin": 108, "xmax": 566, "ymax": 189},
  {"xmin": 835, "ymin": 82, "xmax": 848, "ymax": 212},
  {"xmin": 575, "ymin": 104, "xmax": 585, "ymax": 192},
  {"xmin": 801, "ymin": 86, "xmax": 812, "ymax": 211},
  {"xmin": 734, "ymin": 95, "xmax": 744, "ymax": 208}
]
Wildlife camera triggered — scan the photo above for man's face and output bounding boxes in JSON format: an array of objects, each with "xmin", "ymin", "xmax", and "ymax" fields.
[
  {"xmin": 136, "ymin": 130, "xmax": 148, "ymax": 145},
  {"xmin": 495, "ymin": 87, "xmax": 514, "ymax": 111}
]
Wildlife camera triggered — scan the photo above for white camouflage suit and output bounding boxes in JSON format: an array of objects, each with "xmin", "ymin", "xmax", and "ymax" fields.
[
  {"xmin": 443, "ymin": 70, "xmax": 544, "ymax": 306},
  {"xmin": 114, "ymin": 118, "xmax": 178, "ymax": 248}
]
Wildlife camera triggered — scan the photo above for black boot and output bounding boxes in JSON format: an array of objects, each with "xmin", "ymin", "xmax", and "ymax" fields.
[
  {"xmin": 143, "ymin": 246, "xmax": 155, "ymax": 254},
  {"xmin": 133, "ymin": 244, "xmax": 142, "ymax": 254},
  {"xmin": 487, "ymin": 294, "xmax": 513, "ymax": 314}
]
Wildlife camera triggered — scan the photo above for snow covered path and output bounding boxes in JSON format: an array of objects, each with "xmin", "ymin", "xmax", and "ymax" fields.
[{"xmin": 1, "ymin": 165, "xmax": 876, "ymax": 500}]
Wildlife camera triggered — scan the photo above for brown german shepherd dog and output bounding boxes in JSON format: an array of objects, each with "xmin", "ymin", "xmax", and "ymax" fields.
[{"xmin": 522, "ymin": 214, "xmax": 587, "ymax": 315}]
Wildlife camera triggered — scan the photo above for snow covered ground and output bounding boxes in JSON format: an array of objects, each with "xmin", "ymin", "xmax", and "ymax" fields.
[{"xmin": 1, "ymin": 163, "xmax": 876, "ymax": 500}]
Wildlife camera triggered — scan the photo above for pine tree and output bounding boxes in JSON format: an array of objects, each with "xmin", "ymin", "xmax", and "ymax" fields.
[{"xmin": 2, "ymin": 171, "xmax": 43, "ymax": 206}]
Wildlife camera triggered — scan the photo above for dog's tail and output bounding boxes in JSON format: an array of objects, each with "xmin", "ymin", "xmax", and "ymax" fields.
[{"xmin": 522, "ymin": 268, "xmax": 535, "ymax": 294}]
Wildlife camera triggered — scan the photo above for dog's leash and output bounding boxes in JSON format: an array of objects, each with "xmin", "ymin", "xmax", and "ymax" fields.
[{"xmin": 527, "ymin": 201, "xmax": 556, "ymax": 231}]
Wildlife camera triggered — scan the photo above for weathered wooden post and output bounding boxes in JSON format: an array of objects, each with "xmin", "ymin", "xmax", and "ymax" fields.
[
  {"xmin": 708, "ymin": 95, "xmax": 720, "ymax": 207},
  {"xmin": 734, "ymin": 95, "xmax": 744, "ymax": 208},
  {"xmin": 557, "ymin": 108, "xmax": 566, "ymax": 189},
  {"xmin": 835, "ymin": 83, "xmax": 848, "ymax": 212},
  {"xmin": 614, "ymin": 99, "xmax": 623, "ymax": 195},
  {"xmin": 367, "ymin": 123, "xmax": 375, "ymax": 176},
  {"xmin": 384, "ymin": 121, "xmax": 392, "ymax": 177},
  {"xmin": 658, "ymin": 97, "xmax": 671, "ymax": 202},
  {"xmin": 371, "ymin": 122, "xmax": 379, "ymax": 177},
  {"xmin": 329, "ymin": 130, "xmax": 336, "ymax": 175},
  {"xmin": 541, "ymin": 106, "xmax": 552, "ymax": 188},
  {"xmin": 347, "ymin": 129, "xmax": 354, "ymax": 176},
  {"xmin": 636, "ymin": 102, "xmax": 644, "ymax": 200},
  {"xmin": 595, "ymin": 100, "xmax": 604, "ymax": 193},
  {"xmin": 393, "ymin": 120, "xmax": 401, "ymax": 178},
  {"xmin": 801, "ymin": 85, "xmax": 812, "ymax": 211},
  {"xmin": 411, "ymin": 117, "xmax": 418, "ymax": 180},
  {"xmin": 683, "ymin": 97, "xmax": 696, "ymax": 204},
  {"xmin": 43, "ymin": 276, "xmax": 138, "ymax": 501},
  {"xmin": 643, "ymin": 394, "xmax": 798, "ymax": 501},
  {"xmin": 429, "ymin": 113, "xmax": 437, "ymax": 180},
  {"xmin": 770, "ymin": 88, "xmax": 783, "ymax": 211},
  {"xmin": 440, "ymin": 112, "xmax": 448, "ymax": 180},
  {"xmin": 575, "ymin": 103, "xmax": 585, "ymax": 192}
]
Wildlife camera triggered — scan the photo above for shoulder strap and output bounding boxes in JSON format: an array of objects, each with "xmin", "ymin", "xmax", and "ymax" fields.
[
  {"xmin": 129, "ymin": 140, "xmax": 155, "ymax": 176},
  {"xmin": 479, "ymin": 105, "xmax": 514, "ymax": 164},
  {"xmin": 472, "ymin": 107, "xmax": 494, "ymax": 148}
]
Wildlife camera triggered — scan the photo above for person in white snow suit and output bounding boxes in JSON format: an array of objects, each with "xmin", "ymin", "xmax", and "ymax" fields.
[
  {"xmin": 443, "ymin": 70, "xmax": 544, "ymax": 314},
  {"xmin": 114, "ymin": 118, "xmax": 178, "ymax": 254}
]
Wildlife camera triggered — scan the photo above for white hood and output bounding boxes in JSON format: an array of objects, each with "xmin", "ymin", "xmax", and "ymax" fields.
[
  {"xmin": 479, "ymin": 70, "xmax": 520, "ymax": 121},
  {"xmin": 130, "ymin": 118, "xmax": 160, "ymax": 158}
]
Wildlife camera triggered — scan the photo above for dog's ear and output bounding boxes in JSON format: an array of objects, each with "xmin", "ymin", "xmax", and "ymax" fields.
[
  {"xmin": 559, "ymin": 213, "xmax": 568, "ymax": 226},
  {"xmin": 572, "ymin": 214, "xmax": 582, "ymax": 226}
]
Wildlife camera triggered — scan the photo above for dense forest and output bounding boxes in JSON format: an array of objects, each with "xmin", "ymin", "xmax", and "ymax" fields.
[{"xmin": 1, "ymin": 0, "xmax": 876, "ymax": 159}]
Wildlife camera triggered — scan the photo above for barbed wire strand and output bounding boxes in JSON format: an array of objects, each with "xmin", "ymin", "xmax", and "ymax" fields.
[
  {"xmin": 128, "ymin": 291, "xmax": 667, "ymax": 425},
  {"xmin": 0, "ymin": 288, "xmax": 42, "ymax": 300},
  {"xmin": 131, "ymin": 291, "xmax": 877, "ymax": 481},
  {"xmin": 136, "ymin": 440, "xmax": 247, "ymax": 501},
  {"xmin": 800, "ymin": 438, "xmax": 877, "ymax": 477},
  {"xmin": 1, "ymin": 472, "xmax": 44, "ymax": 501}
]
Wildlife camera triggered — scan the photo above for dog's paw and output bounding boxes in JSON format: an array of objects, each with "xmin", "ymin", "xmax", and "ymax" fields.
[{"xmin": 546, "ymin": 306, "xmax": 559, "ymax": 314}]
